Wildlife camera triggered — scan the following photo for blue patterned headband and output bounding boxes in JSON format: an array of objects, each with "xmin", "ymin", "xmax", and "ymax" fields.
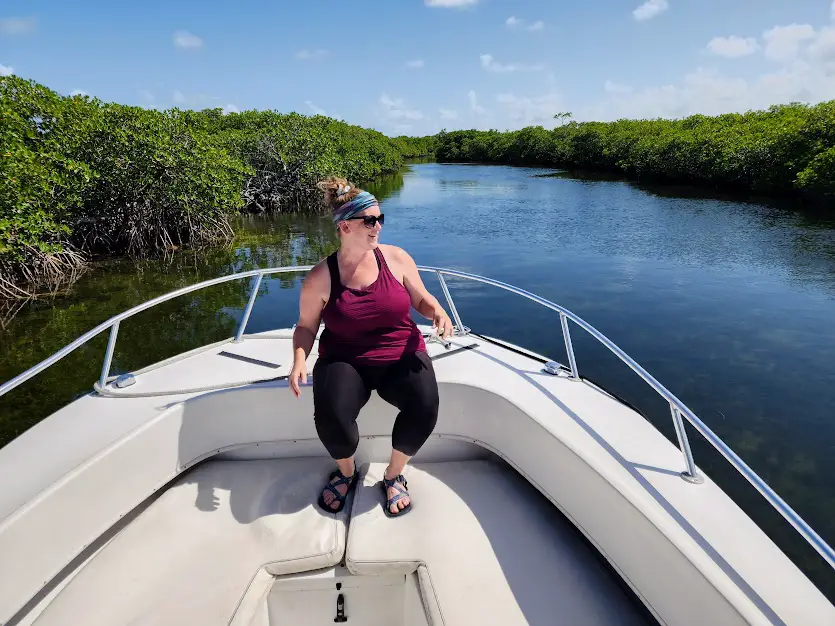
[{"xmin": 333, "ymin": 191, "xmax": 379, "ymax": 223}]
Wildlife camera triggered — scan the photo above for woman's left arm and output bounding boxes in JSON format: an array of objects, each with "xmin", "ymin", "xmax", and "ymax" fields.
[{"xmin": 394, "ymin": 247, "xmax": 454, "ymax": 339}]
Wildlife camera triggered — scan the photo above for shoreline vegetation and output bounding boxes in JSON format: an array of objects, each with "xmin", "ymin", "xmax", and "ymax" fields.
[
  {"xmin": 3, "ymin": 75, "xmax": 834, "ymax": 298},
  {"xmin": 0, "ymin": 76, "xmax": 430, "ymax": 298},
  {"xmin": 432, "ymin": 102, "xmax": 835, "ymax": 204}
]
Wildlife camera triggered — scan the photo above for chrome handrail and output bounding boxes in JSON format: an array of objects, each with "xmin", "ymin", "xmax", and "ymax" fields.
[
  {"xmin": 1, "ymin": 264, "xmax": 833, "ymax": 572},
  {"xmin": 0, "ymin": 266, "xmax": 313, "ymax": 399}
]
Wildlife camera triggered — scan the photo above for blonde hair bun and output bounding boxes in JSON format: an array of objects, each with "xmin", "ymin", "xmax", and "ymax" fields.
[{"xmin": 317, "ymin": 177, "xmax": 362, "ymax": 211}]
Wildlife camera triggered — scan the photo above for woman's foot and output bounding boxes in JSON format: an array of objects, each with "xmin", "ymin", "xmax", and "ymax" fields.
[
  {"xmin": 382, "ymin": 473, "xmax": 412, "ymax": 517},
  {"xmin": 318, "ymin": 466, "xmax": 357, "ymax": 513}
]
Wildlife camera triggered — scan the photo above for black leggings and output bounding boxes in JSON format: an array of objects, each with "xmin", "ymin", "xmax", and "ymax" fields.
[{"xmin": 312, "ymin": 351, "xmax": 439, "ymax": 459}]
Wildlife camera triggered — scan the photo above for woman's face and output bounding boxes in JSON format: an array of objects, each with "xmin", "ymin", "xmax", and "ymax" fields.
[{"xmin": 339, "ymin": 205, "xmax": 383, "ymax": 249}]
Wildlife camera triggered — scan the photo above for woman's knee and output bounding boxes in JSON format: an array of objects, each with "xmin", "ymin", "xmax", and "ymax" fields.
[
  {"xmin": 399, "ymin": 383, "xmax": 439, "ymax": 434},
  {"xmin": 312, "ymin": 359, "xmax": 368, "ymax": 458},
  {"xmin": 413, "ymin": 386, "xmax": 439, "ymax": 421},
  {"xmin": 313, "ymin": 392, "xmax": 361, "ymax": 459},
  {"xmin": 314, "ymin": 416, "xmax": 359, "ymax": 459},
  {"xmin": 392, "ymin": 405, "xmax": 438, "ymax": 457},
  {"xmin": 414, "ymin": 355, "xmax": 440, "ymax": 416}
]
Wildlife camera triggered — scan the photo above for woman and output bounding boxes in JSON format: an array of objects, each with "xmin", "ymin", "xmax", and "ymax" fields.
[{"xmin": 289, "ymin": 178, "xmax": 453, "ymax": 517}]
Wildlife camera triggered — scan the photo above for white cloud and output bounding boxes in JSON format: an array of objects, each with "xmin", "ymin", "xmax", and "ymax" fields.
[
  {"xmin": 633, "ymin": 0, "xmax": 668, "ymax": 22},
  {"xmin": 682, "ymin": 68, "xmax": 749, "ymax": 105},
  {"xmin": 0, "ymin": 63, "xmax": 14, "ymax": 76},
  {"xmin": 443, "ymin": 88, "xmax": 564, "ymax": 131},
  {"xmin": 585, "ymin": 60, "xmax": 835, "ymax": 122},
  {"xmin": 468, "ymin": 90, "xmax": 486, "ymax": 115},
  {"xmin": 764, "ymin": 23, "xmax": 835, "ymax": 70},
  {"xmin": 295, "ymin": 49, "xmax": 327, "ymax": 60},
  {"xmin": 604, "ymin": 80, "xmax": 633, "ymax": 94},
  {"xmin": 496, "ymin": 91, "xmax": 563, "ymax": 127},
  {"xmin": 70, "ymin": 89, "xmax": 88, "ymax": 97},
  {"xmin": 379, "ymin": 94, "xmax": 423, "ymax": 121},
  {"xmin": 222, "ymin": 104, "xmax": 239, "ymax": 115},
  {"xmin": 763, "ymin": 24, "xmax": 816, "ymax": 62},
  {"xmin": 172, "ymin": 90, "xmax": 185, "ymax": 104},
  {"xmin": 480, "ymin": 53, "xmax": 544, "ymax": 73},
  {"xmin": 391, "ymin": 123, "xmax": 415, "ymax": 134},
  {"xmin": 707, "ymin": 35, "xmax": 759, "ymax": 58},
  {"xmin": 754, "ymin": 64, "xmax": 817, "ymax": 104},
  {"xmin": 584, "ymin": 16, "xmax": 835, "ymax": 122},
  {"xmin": 406, "ymin": 59, "xmax": 425, "ymax": 69},
  {"xmin": 506, "ymin": 16, "xmax": 545, "ymax": 31},
  {"xmin": 425, "ymin": 0, "xmax": 478, "ymax": 7},
  {"xmin": 444, "ymin": 88, "xmax": 570, "ymax": 131},
  {"xmin": 808, "ymin": 26, "xmax": 835, "ymax": 67},
  {"xmin": 305, "ymin": 100, "xmax": 327, "ymax": 116},
  {"xmin": 0, "ymin": 17, "xmax": 36, "ymax": 36},
  {"xmin": 173, "ymin": 30, "xmax": 203, "ymax": 50},
  {"xmin": 585, "ymin": 69, "xmax": 744, "ymax": 120}
]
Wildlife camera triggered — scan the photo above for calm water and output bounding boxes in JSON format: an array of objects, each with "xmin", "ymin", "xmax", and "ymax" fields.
[{"xmin": 2, "ymin": 163, "xmax": 835, "ymax": 599}]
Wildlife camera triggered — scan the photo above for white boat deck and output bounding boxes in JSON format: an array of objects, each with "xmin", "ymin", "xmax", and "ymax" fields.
[
  {"xmin": 24, "ymin": 457, "xmax": 652, "ymax": 626},
  {"xmin": 1, "ymin": 328, "xmax": 834, "ymax": 626}
]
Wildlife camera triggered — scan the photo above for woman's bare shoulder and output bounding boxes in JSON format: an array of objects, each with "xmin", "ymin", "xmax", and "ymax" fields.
[
  {"xmin": 378, "ymin": 244, "xmax": 417, "ymax": 284},
  {"xmin": 378, "ymin": 244, "xmax": 413, "ymax": 264},
  {"xmin": 302, "ymin": 258, "xmax": 331, "ymax": 298}
]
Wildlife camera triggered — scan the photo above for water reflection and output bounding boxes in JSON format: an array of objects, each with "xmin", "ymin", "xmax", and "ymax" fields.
[
  {"xmin": 0, "ymin": 215, "xmax": 340, "ymax": 445},
  {"xmin": 365, "ymin": 169, "xmax": 405, "ymax": 203}
]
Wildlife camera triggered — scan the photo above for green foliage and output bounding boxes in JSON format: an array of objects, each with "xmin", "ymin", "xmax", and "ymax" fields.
[
  {"xmin": 797, "ymin": 147, "xmax": 835, "ymax": 194},
  {"xmin": 434, "ymin": 102, "xmax": 835, "ymax": 200},
  {"xmin": 388, "ymin": 135, "xmax": 436, "ymax": 158},
  {"xmin": 183, "ymin": 109, "xmax": 413, "ymax": 213},
  {"xmin": 0, "ymin": 77, "xmax": 430, "ymax": 293},
  {"xmin": 71, "ymin": 104, "xmax": 252, "ymax": 254},
  {"xmin": 0, "ymin": 76, "xmax": 253, "ymax": 290},
  {"xmin": 0, "ymin": 77, "xmax": 92, "ymax": 272}
]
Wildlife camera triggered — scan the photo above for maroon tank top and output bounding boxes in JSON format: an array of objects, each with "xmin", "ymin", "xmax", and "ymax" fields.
[{"xmin": 318, "ymin": 247, "xmax": 426, "ymax": 365}]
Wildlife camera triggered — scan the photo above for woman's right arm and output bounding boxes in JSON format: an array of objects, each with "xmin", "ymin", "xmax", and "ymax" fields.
[{"xmin": 289, "ymin": 265, "xmax": 328, "ymax": 397}]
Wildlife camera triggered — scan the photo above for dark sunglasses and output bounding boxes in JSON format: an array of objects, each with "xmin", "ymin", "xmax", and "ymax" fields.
[{"xmin": 346, "ymin": 214, "xmax": 385, "ymax": 227}]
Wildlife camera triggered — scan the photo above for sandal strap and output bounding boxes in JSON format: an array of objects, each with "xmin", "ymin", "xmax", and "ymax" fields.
[
  {"xmin": 383, "ymin": 474, "xmax": 407, "ymax": 489},
  {"xmin": 387, "ymin": 492, "xmax": 407, "ymax": 507},
  {"xmin": 331, "ymin": 469, "xmax": 355, "ymax": 487},
  {"xmin": 324, "ymin": 483, "xmax": 346, "ymax": 502},
  {"xmin": 324, "ymin": 469, "xmax": 356, "ymax": 502},
  {"xmin": 383, "ymin": 474, "xmax": 409, "ymax": 505}
]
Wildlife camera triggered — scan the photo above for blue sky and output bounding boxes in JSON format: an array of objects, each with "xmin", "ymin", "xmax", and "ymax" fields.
[{"xmin": 2, "ymin": 0, "xmax": 835, "ymax": 135}]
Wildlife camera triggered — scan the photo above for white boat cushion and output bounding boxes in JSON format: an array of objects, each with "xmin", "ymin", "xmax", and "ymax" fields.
[
  {"xmin": 346, "ymin": 461, "xmax": 650, "ymax": 626},
  {"xmin": 33, "ymin": 458, "xmax": 349, "ymax": 626}
]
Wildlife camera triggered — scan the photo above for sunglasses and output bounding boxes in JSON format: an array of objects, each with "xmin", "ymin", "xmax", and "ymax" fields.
[{"xmin": 345, "ymin": 214, "xmax": 385, "ymax": 228}]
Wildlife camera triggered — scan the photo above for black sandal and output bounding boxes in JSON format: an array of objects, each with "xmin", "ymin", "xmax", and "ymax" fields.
[
  {"xmin": 317, "ymin": 468, "xmax": 359, "ymax": 514},
  {"xmin": 381, "ymin": 474, "xmax": 412, "ymax": 518}
]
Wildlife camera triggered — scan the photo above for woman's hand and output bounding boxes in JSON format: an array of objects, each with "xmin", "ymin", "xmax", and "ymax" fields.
[
  {"xmin": 432, "ymin": 308, "xmax": 454, "ymax": 340},
  {"xmin": 290, "ymin": 267, "xmax": 328, "ymax": 398},
  {"xmin": 289, "ymin": 358, "xmax": 307, "ymax": 398}
]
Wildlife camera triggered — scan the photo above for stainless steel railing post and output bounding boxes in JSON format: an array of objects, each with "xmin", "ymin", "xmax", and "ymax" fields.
[
  {"xmin": 560, "ymin": 313, "xmax": 579, "ymax": 379},
  {"xmin": 671, "ymin": 404, "xmax": 703, "ymax": 484},
  {"xmin": 234, "ymin": 273, "xmax": 263, "ymax": 343},
  {"xmin": 98, "ymin": 321, "xmax": 120, "ymax": 391},
  {"xmin": 436, "ymin": 271, "xmax": 467, "ymax": 335}
]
